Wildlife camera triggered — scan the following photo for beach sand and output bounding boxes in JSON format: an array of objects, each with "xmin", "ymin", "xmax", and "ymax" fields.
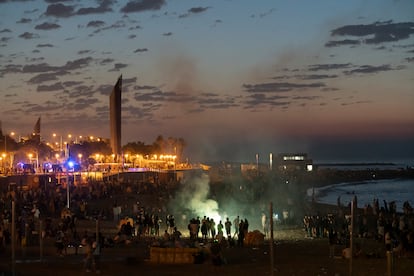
[{"xmin": 2, "ymin": 202, "xmax": 413, "ymax": 276}]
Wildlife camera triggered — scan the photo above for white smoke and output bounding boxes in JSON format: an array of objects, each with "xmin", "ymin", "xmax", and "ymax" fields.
[{"xmin": 171, "ymin": 173, "xmax": 224, "ymax": 225}]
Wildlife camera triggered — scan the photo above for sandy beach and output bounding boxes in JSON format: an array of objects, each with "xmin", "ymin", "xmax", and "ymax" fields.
[{"xmin": 1, "ymin": 200, "xmax": 413, "ymax": 276}]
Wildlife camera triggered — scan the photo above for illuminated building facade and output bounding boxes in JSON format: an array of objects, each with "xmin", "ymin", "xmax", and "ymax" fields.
[{"xmin": 276, "ymin": 153, "xmax": 313, "ymax": 171}]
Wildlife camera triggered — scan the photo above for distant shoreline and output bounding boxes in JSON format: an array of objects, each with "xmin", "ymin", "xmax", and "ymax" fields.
[{"xmin": 315, "ymin": 162, "xmax": 396, "ymax": 166}]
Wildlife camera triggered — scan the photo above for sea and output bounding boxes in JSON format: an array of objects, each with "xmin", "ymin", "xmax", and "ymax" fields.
[
  {"xmin": 308, "ymin": 178, "xmax": 414, "ymax": 213},
  {"xmin": 307, "ymin": 161, "xmax": 414, "ymax": 213}
]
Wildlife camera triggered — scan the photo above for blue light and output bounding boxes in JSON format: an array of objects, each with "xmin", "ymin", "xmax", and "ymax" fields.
[{"xmin": 68, "ymin": 161, "xmax": 74, "ymax": 168}]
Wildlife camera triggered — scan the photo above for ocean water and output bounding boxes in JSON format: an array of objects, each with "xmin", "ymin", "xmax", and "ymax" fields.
[{"xmin": 307, "ymin": 178, "xmax": 414, "ymax": 212}]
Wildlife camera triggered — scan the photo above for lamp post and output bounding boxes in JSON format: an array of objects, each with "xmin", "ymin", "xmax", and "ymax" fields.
[
  {"xmin": 52, "ymin": 133, "xmax": 62, "ymax": 151},
  {"xmin": 66, "ymin": 170, "xmax": 70, "ymax": 209},
  {"xmin": 66, "ymin": 160, "xmax": 75, "ymax": 209},
  {"xmin": 124, "ymin": 154, "xmax": 129, "ymax": 170},
  {"xmin": 28, "ymin": 153, "xmax": 33, "ymax": 173},
  {"xmin": 78, "ymin": 153, "xmax": 82, "ymax": 166},
  {"xmin": 35, "ymin": 151, "xmax": 39, "ymax": 172},
  {"xmin": 0, "ymin": 155, "xmax": 3, "ymax": 174}
]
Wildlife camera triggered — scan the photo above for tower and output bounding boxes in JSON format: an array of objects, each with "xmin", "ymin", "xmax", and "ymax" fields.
[{"xmin": 110, "ymin": 75, "xmax": 122, "ymax": 159}]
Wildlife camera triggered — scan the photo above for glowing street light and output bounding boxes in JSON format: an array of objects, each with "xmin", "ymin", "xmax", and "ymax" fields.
[
  {"xmin": 1, "ymin": 153, "xmax": 6, "ymax": 173},
  {"xmin": 53, "ymin": 133, "xmax": 63, "ymax": 152},
  {"xmin": 78, "ymin": 153, "xmax": 82, "ymax": 167}
]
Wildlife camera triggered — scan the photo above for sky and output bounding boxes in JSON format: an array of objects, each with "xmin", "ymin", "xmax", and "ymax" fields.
[{"xmin": 0, "ymin": 0, "xmax": 414, "ymax": 163}]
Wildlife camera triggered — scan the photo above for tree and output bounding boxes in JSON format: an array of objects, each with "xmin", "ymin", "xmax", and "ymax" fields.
[
  {"xmin": 122, "ymin": 141, "xmax": 153, "ymax": 156},
  {"xmin": 153, "ymin": 135, "xmax": 165, "ymax": 153}
]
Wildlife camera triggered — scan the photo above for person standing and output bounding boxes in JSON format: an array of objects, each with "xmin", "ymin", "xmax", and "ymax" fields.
[
  {"xmin": 233, "ymin": 216, "xmax": 239, "ymax": 238},
  {"xmin": 328, "ymin": 228, "xmax": 337, "ymax": 258},
  {"xmin": 84, "ymin": 239, "xmax": 93, "ymax": 273},
  {"xmin": 92, "ymin": 240, "xmax": 101, "ymax": 274},
  {"xmin": 201, "ymin": 220, "xmax": 208, "ymax": 241},
  {"xmin": 224, "ymin": 218, "xmax": 232, "ymax": 238},
  {"xmin": 238, "ymin": 219, "xmax": 245, "ymax": 246},
  {"xmin": 217, "ymin": 220, "xmax": 224, "ymax": 236},
  {"xmin": 55, "ymin": 229, "xmax": 65, "ymax": 257},
  {"xmin": 210, "ymin": 219, "xmax": 216, "ymax": 240}
]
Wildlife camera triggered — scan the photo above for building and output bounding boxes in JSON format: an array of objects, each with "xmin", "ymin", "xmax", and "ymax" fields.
[
  {"xmin": 110, "ymin": 75, "xmax": 122, "ymax": 159},
  {"xmin": 275, "ymin": 153, "xmax": 313, "ymax": 172}
]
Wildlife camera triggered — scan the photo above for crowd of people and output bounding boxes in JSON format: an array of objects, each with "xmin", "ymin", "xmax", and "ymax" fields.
[
  {"xmin": 0, "ymin": 177, "xmax": 252, "ymax": 264},
  {"xmin": 1, "ymin": 173, "xmax": 413, "ymax": 273},
  {"xmin": 302, "ymin": 198, "xmax": 414, "ymax": 258}
]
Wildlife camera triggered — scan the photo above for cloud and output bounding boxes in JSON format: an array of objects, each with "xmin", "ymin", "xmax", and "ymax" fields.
[
  {"xmin": 44, "ymin": 3, "xmax": 75, "ymax": 18},
  {"xmin": 0, "ymin": 64, "xmax": 22, "ymax": 75},
  {"xmin": 135, "ymin": 85, "xmax": 157, "ymax": 90},
  {"xmin": 36, "ymin": 43, "xmax": 54, "ymax": 48},
  {"xmin": 189, "ymin": 7, "xmax": 210, "ymax": 14},
  {"xmin": 22, "ymin": 63, "xmax": 57, "ymax": 73},
  {"xmin": 308, "ymin": 63, "xmax": 352, "ymax": 71},
  {"xmin": 197, "ymin": 93, "xmax": 238, "ymax": 109},
  {"xmin": 63, "ymin": 57, "xmax": 93, "ymax": 70},
  {"xmin": 250, "ymin": 8, "xmax": 276, "ymax": 18},
  {"xmin": 66, "ymin": 97, "xmax": 99, "ymax": 110},
  {"xmin": 96, "ymin": 84, "xmax": 114, "ymax": 96},
  {"xmin": 123, "ymin": 104, "xmax": 159, "ymax": 119},
  {"xmin": 179, "ymin": 7, "xmax": 210, "ymax": 18},
  {"xmin": 76, "ymin": 0, "xmax": 113, "ymax": 15},
  {"xmin": 44, "ymin": 0, "xmax": 72, "ymax": 3},
  {"xmin": 1, "ymin": 37, "xmax": 12, "ymax": 43},
  {"xmin": 296, "ymin": 74, "xmax": 338, "ymax": 80},
  {"xmin": 325, "ymin": 39, "xmax": 360, "ymax": 47},
  {"xmin": 120, "ymin": 0, "xmax": 166, "ymax": 13},
  {"xmin": 78, "ymin": 50, "xmax": 92, "ymax": 55},
  {"xmin": 90, "ymin": 20, "xmax": 126, "ymax": 35},
  {"xmin": 87, "ymin": 20, "xmax": 105, "ymax": 28},
  {"xmin": 22, "ymin": 100, "xmax": 63, "ymax": 113},
  {"xmin": 36, "ymin": 82, "xmax": 64, "ymax": 92},
  {"xmin": 340, "ymin": 100, "xmax": 372, "ymax": 106},
  {"xmin": 243, "ymin": 93, "xmax": 290, "ymax": 109},
  {"xmin": 28, "ymin": 73, "xmax": 58, "ymax": 84},
  {"xmin": 134, "ymin": 90, "xmax": 192, "ymax": 102},
  {"xmin": 344, "ymin": 64, "xmax": 395, "ymax": 75},
  {"xmin": 67, "ymin": 85, "xmax": 95, "ymax": 98},
  {"xmin": 16, "ymin": 18, "xmax": 32, "ymax": 24},
  {"xmin": 330, "ymin": 21, "xmax": 414, "ymax": 44},
  {"xmin": 242, "ymin": 82, "xmax": 325, "ymax": 93},
  {"xmin": 18, "ymin": 57, "xmax": 93, "ymax": 76},
  {"xmin": 109, "ymin": 63, "xmax": 128, "ymax": 72},
  {"xmin": 19, "ymin": 32, "xmax": 39, "ymax": 39},
  {"xmin": 100, "ymin": 58, "xmax": 114, "ymax": 65},
  {"xmin": 133, "ymin": 48, "xmax": 148, "ymax": 53},
  {"xmin": 35, "ymin": 22, "xmax": 61, "ymax": 30}
]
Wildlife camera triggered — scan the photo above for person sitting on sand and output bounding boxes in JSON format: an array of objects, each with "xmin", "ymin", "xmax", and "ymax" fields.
[
  {"xmin": 172, "ymin": 227, "xmax": 182, "ymax": 241},
  {"xmin": 163, "ymin": 230, "xmax": 170, "ymax": 241},
  {"xmin": 342, "ymin": 247, "xmax": 351, "ymax": 259}
]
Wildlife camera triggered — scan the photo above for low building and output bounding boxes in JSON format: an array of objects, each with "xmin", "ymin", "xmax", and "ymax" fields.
[{"xmin": 275, "ymin": 153, "xmax": 313, "ymax": 172}]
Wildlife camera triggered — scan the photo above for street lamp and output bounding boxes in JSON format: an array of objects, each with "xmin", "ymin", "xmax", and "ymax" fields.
[
  {"xmin": 53, "ymin": 133, "xmax": 63, "ymax": 154},
  {"xmin": 28, "ymin": 153, "xmax": 33, "ymax": 172},
  {"xmin": 0, "ymin": 154, "xmax": 4, "ymax": 174},
  {"xmin": 78, "ymin": 154, "xmax": 82, "ymax": 169}
]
